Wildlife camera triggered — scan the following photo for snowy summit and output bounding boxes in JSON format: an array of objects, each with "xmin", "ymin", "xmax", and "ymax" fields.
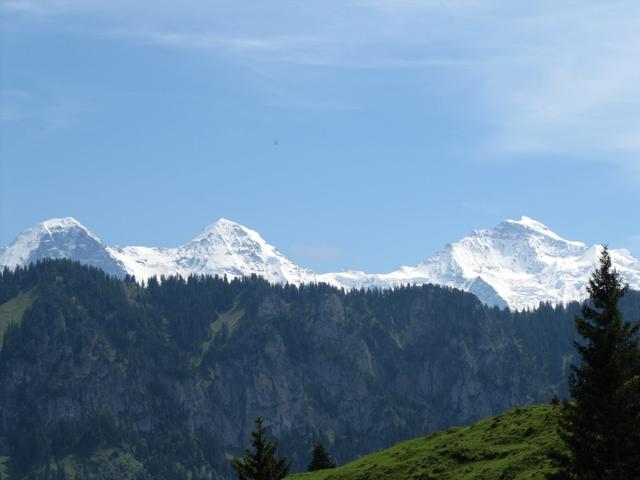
[
  {"xmin": 2, "ymin": 216, "xmax": 639, "ymax": 310},
  {"xmin": 320, "ymin": 216, "xmax": 640, "ymax": 310},
  {"xmin": 108, "ymin": 218, "xmax": 315, "ymax": 285}
]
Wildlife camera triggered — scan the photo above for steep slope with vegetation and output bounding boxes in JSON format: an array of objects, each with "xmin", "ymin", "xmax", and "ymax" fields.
[
  {"xmin": 0, "ymin": 260, "xmax": 638, "ymax": 479},
  {"xmin": 289, "ymin": 405, "xmax": 561, "ymax": 480},
  {"xmin": 289, "ymin": 405, "xmax": 562, "ymax": 480}
]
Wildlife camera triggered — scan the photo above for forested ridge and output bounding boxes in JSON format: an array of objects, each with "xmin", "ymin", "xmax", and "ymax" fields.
[{"xmin": 0, "ymin": 260, "xmax": 638, "ymax": 479}]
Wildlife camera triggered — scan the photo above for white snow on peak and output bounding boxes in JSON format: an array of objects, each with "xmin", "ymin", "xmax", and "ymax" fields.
[
  {"xmin": 498, "ymin": 216, "xmax": 586, "ymax": 247},
  {"xmin": 319, "ymin": 216, "xmax": 640, "ymax": 310},
  {"xmin": 2, "ymin": 216, "xmax": 315, "ymax": 285},
  {"xmin": 0, "ymin": 217, "xmax": 126, "ymax": 277},
  {"xmin": 42, "ymin": 216, "xmax": 81, "ymax": 229},
  {"xmin": 108, "ymin": 217, "xmax": 315, "ymax": 284},
  {"xmin": 2, "ymin": 215, "xmax": 639, "ymax": 310},
  {"xmin": 2, "ymin": 217, "xmax": 93, "ymax": 266},
  {"xmin": 191, "ymin": 217, "xmax": 246, "ymax": 242},
  {"xmin": 506, "ymin": 215, "xmax": 554, "ymax": 232}
]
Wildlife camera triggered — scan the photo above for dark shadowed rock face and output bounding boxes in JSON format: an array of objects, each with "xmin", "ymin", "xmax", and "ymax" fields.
[{"xmin": 1, "ymin": 261, "xmax": 636, "ymax": 479}]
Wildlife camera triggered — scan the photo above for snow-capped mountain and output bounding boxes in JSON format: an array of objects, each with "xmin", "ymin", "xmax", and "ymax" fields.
[
  {"xmin": 319, "ymin": 216, "xmax": 640, "ymax": 310},
  {"xmin": 2, "ymin": 215, "xmax": 639, "ymax": 310},
  {"xmin": 0, "ymin": 217, "xmax": 314, "ymax": 285},
  {"xmin": 107, "ymin": 218, "xmax": 315, "ymax": 284},
  {"xmin": 0, "ymin": 217, "xmax": 127, "ymax": 278}
]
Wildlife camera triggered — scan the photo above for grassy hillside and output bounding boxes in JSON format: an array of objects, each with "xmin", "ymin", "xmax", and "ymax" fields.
[
  {"xmin": 0, "ymin": 290, "xmax": 34, "ymax": 348},
  {"xmin": 289, "ymin": 405, "xmax": 562, "ymax": 480},
  {"xmin": 0, "ymin": 456, "xmax": 9, "ymax": 480}
]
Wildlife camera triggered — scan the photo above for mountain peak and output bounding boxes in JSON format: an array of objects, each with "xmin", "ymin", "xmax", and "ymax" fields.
[
  {"xmin": 106, "ymin": 218, "xmax": 316, "ymax": 285},
  {"xmin": 1, "ymin": 217, "xmax": 126, "ymax": 277},
  {"xmin": 501, "ymin": 215, "xmax": 555, "ymax": 235},
  {"xmin": 8, "ymin": 217, "xmax": 96, "ymax": 251},
  {"xmin": 507, "ymin": 215, "xmax": 549, "ymax": 229},
  {"xmin": 496, "ymin": 216, "xmax": 585, "ymax": 247},
  {"xmin": 41, "ymin": 217, "xmax": 80, "ymax": 228},
  {"xmin": 190, "ymin": 218, "xmax": 260, "ymax": 245},
  {"xmin": 41, "ymin": 216, "xmax": 82, "ymax": 228},
  {"xmin": 3, "ymin": 215, "xmax": 639, "ymax": 310},
  {"xmin": 320, "ymin": 215, "xmax": 635, "ymax": 310},
  {"xmin": 38, "ymin": 216, "xmax": 101, "ymax": 239},
  {"xmin": 215, "ymin": 217, "xmax": 238, "ymax": 226}
]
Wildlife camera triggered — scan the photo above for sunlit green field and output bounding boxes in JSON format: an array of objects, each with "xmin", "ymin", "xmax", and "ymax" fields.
[{"xmin": 289, "ymin": 405, "xmax": 562, "ymax": 480}]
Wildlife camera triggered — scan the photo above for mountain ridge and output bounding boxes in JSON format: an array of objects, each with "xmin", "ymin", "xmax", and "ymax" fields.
[
  {"xmin": 5, "ymin": 260, "xmax": 639, "ymax": 479},
  {"xmin": 2, "ymin": 216, "xmax": 639, "ymax": 309},
  {"xmin": 0, "ymin": 260, "xmax": 574, "ymax": 479}
]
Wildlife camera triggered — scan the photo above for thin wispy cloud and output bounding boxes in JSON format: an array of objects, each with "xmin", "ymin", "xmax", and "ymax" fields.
[
  {"xmin": 4, "ymin": 0, "xmax": 640, "ymax": 168},
  {"xmin": 142, "ymin": 32, "xmax": 289, "ymax": 54},
  {"xmin": 120, "ymin": 28, "xmax": 478, "ymax": 70},
  {"xmin": 478, "ymin": 4, "xmax": 640, "ymax": 163},
  {"xmin": 0, "ymin": 89, "xmax": 96, "ymax": 131}
]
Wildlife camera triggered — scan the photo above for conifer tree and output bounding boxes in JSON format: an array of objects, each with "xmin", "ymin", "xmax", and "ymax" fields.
[
  {"xmin": 230, "ymin": 417, "xmax": 290, "ymax": 480},
  {"xmin": 307, "ymin": 443, "xmax": 336, "ymax": 471},
  {"xmin": 551, "ymin": 247, "xmax": 640, "ymax": 479}
]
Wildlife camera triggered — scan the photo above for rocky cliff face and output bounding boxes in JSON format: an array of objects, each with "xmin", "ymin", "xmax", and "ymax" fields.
[{"xmin": 1, "ymin": 261, "xmax": 636, "ymax": 479}]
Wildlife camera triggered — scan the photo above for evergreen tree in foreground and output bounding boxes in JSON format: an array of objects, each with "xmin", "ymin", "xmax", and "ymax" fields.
[
  {"xmin": 230, "ymin": 417, "xmax": 290, "ymax": 480},
  {"xmin": 307, "ymin": 443, "xmax": 336, "ymax": 471},
  {"xmin": 551, "ymin": 247, "xmax": 640, "ymax": 479}
]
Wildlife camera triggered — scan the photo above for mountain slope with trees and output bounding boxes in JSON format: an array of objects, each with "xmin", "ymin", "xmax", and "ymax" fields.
[{"xmin": 0, "ymin": 260, "xmax": 638, "ymax": 479}]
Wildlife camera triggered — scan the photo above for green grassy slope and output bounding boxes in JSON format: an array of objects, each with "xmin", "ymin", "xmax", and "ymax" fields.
[
  {"xmin": 289, "ymin": 405, "xmax": 562, "ymax": 480},
  {"xmin": 0, "ymin": 291, "xmax": 34, "ymax": 348},
  {"xmin": 0, "ymin": 456, "xmax": 9, "ymax": 480}
]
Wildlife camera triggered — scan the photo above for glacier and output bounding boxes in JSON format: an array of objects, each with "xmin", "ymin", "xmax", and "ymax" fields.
[
  {"xmin": 319, "ymin": 216, "xmax": 640, "ymax": 310},
  {"xmin": 2, "ymin": 215, "xmax": 639, "ymax": 310},
  {"xmin": 107, "ymin": 218, "xmax": 316, "ymax": 285}
]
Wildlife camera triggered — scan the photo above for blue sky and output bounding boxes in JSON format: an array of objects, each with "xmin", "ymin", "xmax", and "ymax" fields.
[{"xmin": 1, "ymin": 0, "xmax": 639, "ymax": 273}]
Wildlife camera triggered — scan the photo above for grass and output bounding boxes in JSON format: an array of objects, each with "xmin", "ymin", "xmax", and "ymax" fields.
[
  {"xmin": 0, "ymin": 456, "xmax": 9, "ymax": 480},
  {"xmin": 289, "ymin": 405, "xmax": 562, "ymax": 480},
  {"xmin": 193, "ymin": 300, "xmax": 245, "ymax": 367},
  {"xmin": 0, "ymin": 290, "xmax": 35, "ymax": 348},
  {"xmin": 209, "ymin": 304, "xmax": 244, "ymax": 338}
]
